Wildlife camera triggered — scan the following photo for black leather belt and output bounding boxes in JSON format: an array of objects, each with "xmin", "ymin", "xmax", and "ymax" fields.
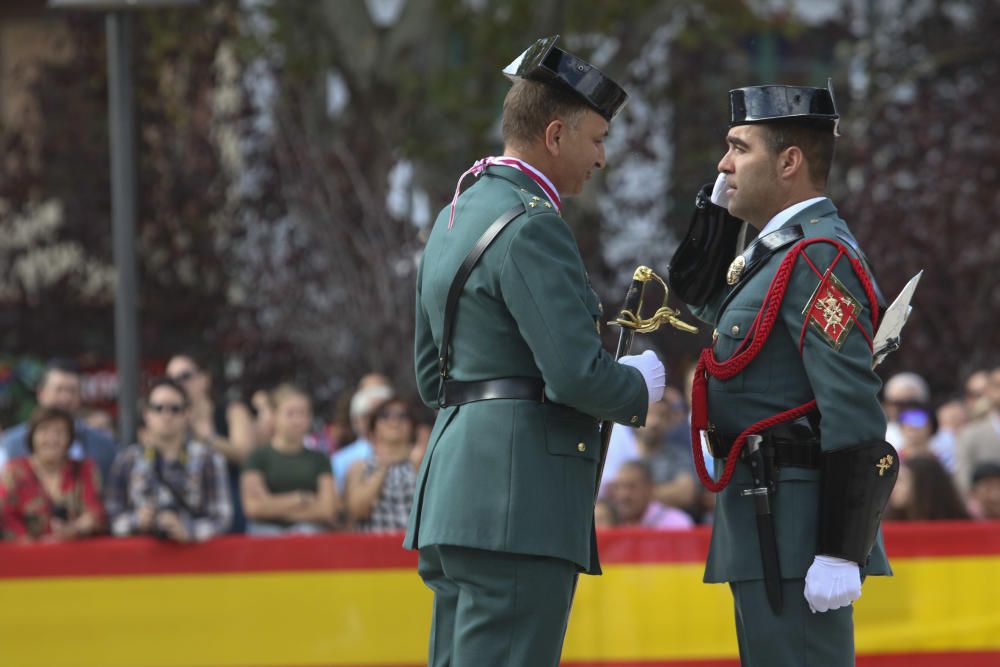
[
  {"xmin": 440, "ymin": 377, "xmax": 545, "ymax": 407},
  {"xmin": 710, "ymin": 416, "xmax": 822, "ymax": 468}
]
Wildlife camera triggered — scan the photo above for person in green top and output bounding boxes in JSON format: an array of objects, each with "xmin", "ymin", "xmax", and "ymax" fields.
[
  {"xmin": 405, "ymin": 36, "xmax": 665, "ymax": 667},
  {"xmin": 241, "ymin": 384, "xmax": 339, "ymax": 534}
]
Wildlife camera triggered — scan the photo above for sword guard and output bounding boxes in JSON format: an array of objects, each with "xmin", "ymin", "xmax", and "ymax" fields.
[{"xmin": 608, "ymin": 266, "xmax": 699, "ymax": 334}]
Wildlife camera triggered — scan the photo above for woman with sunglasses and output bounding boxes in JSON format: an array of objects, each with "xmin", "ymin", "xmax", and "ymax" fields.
[
  {"xmin": 0, "ymin": 406, "xmax": 105, "ymax": 542},
  {"xmin": 344, "ymin": 397, "xmax": 419, "ymax": 532}
]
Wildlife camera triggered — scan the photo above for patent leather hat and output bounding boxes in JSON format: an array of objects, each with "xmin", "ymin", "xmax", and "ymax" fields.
[
  {"xmin": 729, "ymin": 81, "xmax": 839, "ymax": 128},
  {"xmin": 503, "ymin": 35, "xmax": 628, "ymax": 121}
]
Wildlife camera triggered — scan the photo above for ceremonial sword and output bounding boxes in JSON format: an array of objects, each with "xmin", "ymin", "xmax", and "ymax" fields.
[{"xmin": 595, "ymin": 266, "xmax": 698, "ymax": 496}]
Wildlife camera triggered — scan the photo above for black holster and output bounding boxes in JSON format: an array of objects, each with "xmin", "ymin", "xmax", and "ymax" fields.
[
  {"xmin": 818, "ymin": 440, "xmax": 899, "ymax": 565},
  {"xmin": 666, "ymin": 183, "xmax": 744, "ymax": 306}
]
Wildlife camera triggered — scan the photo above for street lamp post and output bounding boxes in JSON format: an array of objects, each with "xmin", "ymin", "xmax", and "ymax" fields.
[{"xmin": 48, "ymin": 0, "xmax": 199, "ymax": 444}]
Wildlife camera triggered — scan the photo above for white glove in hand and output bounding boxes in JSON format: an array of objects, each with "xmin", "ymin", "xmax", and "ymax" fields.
[
  {"xmin": 618, "ymin": 350, "xmax": 666, "ymax": 403},
  {"xmin": 803, "ymin": 555, "xmax": 862, "ymax": 613},
  {"xmin": 710, "ymin": 172, "xmax": 731, "ymax": 208}
]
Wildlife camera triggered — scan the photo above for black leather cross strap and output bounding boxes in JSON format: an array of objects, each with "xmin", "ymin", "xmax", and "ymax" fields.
[
  {"xmin": 738, "ymin": 224, "xmax": 805, "ymax": 286},
  {"xmin": 440, "ymin": 377, "xmax": 545, "ymax": 407},
  {"xmin": 437, "ymin": 202, "xmax": 527, "ymax": 407},
  {"xmin": 717, "ymin": 225, "xmax": 805, "ymax": 315}
]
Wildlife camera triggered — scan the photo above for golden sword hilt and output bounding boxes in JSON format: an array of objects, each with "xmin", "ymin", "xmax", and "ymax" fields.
[{"xmin": 608, "ymin": 266, "xmax": 699, "ymax": 335}]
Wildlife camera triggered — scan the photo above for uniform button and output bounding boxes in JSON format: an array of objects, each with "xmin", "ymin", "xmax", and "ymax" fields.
[
  {"xmin": 630, "ymin": 415, "xmax": 639, "ymax": 424},
  {"xmin": 731, "ymin": 325, "xmax": 740, "ymax": 336},
  {"xmin": 577, "ymin": 442, "xmax": 586, "ymax": 452},
  {"xmin": 712, "ymin": 328, "xmax": 719, "ymax": 342}
]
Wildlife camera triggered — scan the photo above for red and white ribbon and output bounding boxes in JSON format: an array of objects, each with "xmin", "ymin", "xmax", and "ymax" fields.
[{"xmin": 448, "ymin": 156, "xmax": 560, "ymax": 229}]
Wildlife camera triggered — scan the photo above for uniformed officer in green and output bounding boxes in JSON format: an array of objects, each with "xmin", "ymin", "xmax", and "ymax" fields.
[
  {"xmin": 668, "ymin": 84, "xmax": 899, "ymax": 666},
  {"xmin": 404, "ymin": 36, "xmax": 666, "ymax": 667}
]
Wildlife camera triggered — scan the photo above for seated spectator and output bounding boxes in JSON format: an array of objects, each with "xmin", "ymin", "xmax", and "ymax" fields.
[
  {"xmin": 0, "ymin": 407, "xmax": 105, "ymax": 542},
  {"xmin": 331, "ymin": 379, "xmax": 394, "ymax": 492},
  {"xmin": 594, "ymin": 499, "xmax": 618, "ymax": 529},
  {"xmin": 964, "ymin": 369, "xmax": 991, "ymax": 420},
  {"xmin": 167, "ymin": 353, "xmax": 259, "ymax": 534},
  {"xmin": 249, "ymin": 388, "xmax": 276, "ymax": 447},
  {"xmin": 609, "ymin": 460, "xmax": 694, "ymax": 530},
  {"xmin": 884, "ymin": 455, "xmax": 970, "ymax": 521},
  {"xmin": 0, "ymin": 358, "xmax": 118, "ymax": 482},
  {"xmin": 241, "ymin": 384, "xmax": 338, "ymax": 535},
  {"xmin": 633, "ymin": 398, "xmax": 698, "ymax": 515},
  {"xmin": 105, "ymin": 378, "xmax": 232, "ymax": 542},
  {"xmin": 969, "ymin": 462, "xmax": 1000, "ymax": 520},
  {"xmin": 954, "ymin": 367, "xmax": 1000, "ymax": 495},
  {"xmin": 344, "ymin": 397, "xmax": 419, "ymax": 532},
  {"xmin": 882, "ymin": 371, "xmax": 931, "ymax": 452},
  {"xmin": 931, "ymin": 399, "xmax": 967, "ymax": 473},
  {"xmin": 898, "ymin": 407, "xmax": 937, "ymax": 460},
  {"xmin": 82, "ymin": 407, "xmax": 116, "ymax": 441}
]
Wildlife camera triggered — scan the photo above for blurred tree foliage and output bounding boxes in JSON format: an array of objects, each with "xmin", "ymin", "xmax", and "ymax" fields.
[
  {"xmin": 833, "ymin": 0, "xmax": 1000, "ymax": 392},
  {"xmin": 0, "ymin": 0, "xmax": 996, "ymax": 410}
]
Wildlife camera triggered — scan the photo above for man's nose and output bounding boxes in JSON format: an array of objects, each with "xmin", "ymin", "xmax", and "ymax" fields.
[{"xmin": 717, "ymin": 151, "xmax": 733, "ymax": 174}]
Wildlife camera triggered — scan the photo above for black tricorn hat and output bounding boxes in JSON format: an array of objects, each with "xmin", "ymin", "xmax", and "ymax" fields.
[
  {"xmin": 502, "ymin": 35, "xmax": 628, "ymax": 121},
  {"xmin": 729, "ymin": 82, "xmax": 839, "ymax": 129}
]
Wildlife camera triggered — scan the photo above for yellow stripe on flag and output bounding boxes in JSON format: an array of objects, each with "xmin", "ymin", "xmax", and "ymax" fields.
[{"xmin": 1, "ymin": 555, "xmax": 998, "ymax": 666}]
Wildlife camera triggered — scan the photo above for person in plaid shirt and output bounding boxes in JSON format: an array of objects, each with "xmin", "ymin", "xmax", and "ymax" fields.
[
  {"xmin": 344, "ymin": 397, "xmax": 419, "ymax": 532},
  {"xmin": 105, "ymin": 378, "xmax": 231, "ymax": 542}
]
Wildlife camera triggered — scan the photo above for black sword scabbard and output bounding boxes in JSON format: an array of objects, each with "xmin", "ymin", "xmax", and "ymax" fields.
[{"xmin": 594, "ymin": 269, "xmax": 650, "ymax": 496}]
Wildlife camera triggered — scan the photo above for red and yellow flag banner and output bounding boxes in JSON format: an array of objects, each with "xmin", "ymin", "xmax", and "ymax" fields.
[{"xmin": 1, "ymin": 522, "xmax": 998, "ymax": 666}]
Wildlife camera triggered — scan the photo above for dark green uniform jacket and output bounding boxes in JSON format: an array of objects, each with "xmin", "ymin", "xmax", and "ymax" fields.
[
  {"xmin": 692, "ymin": 198, "xmax": 892, "ymax": 583},
  {"xmin": 404, "ymin": 164, "xmax": 649, "ymax": 574}
]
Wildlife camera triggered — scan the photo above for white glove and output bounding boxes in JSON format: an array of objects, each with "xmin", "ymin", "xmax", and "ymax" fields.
[
  {"xmin": 618, "ymin": 350, "xmax": 665, "ymax": 403},
  {"xmin": 803, "ymin": 555, "xmax": 862, "ymax": 613},
  {"xmin": 710, "ymin": 172, "xmax": 731, "ymax": 208}
]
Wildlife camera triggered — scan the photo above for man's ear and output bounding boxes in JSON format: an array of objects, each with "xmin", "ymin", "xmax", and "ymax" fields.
[
  {"xmin": 543, "ymin": 119, "xmax": 564, "ymax": 156},
  {"xmin": 779, "ymin": 146, "xmax": 806, "ymax": 181}
]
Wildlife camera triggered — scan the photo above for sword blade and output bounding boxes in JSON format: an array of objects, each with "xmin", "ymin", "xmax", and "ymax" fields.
[{"xmin": 872, "ymin": 270, "xmax": 923, "ymax": 367}]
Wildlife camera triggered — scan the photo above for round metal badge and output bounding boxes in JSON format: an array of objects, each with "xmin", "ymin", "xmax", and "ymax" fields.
[{"xmin": 726, "ymin": 255, "xmax": 746, "ymax": 285}]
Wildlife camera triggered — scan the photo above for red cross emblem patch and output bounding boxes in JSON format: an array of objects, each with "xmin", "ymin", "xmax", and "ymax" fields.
[{"xmin": 802, "ymin": 272, "xmax": 862, "ymax": 351}]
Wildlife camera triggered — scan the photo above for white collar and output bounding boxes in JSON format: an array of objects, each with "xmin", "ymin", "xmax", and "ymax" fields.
[
  {"xmin": 758, "ymin": 196, "xmax": 828, "ymax": 237},
  {"xmin": 492, "ymin": 156, "xmax": 561, "ymax": 209}
]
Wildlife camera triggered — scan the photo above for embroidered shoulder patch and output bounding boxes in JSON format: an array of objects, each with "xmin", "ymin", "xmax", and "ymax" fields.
[{"xmin": 801, "ymin": 272, "xmax": 862, "ymax": 351}]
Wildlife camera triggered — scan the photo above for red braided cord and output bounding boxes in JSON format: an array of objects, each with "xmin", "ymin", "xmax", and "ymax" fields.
[{"xmin": 690, "ymin": 239, "xmax": 880, "ymax": 493}]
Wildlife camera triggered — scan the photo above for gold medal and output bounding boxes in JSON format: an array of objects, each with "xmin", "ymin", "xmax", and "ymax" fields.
[{"xmin": 726, "ymin": 255, "xmax": 746, "ymax": 285}]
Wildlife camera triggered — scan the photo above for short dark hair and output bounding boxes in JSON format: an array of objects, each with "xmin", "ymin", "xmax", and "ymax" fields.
[
  {"xmin": 145, "ymin": 376, "xmax": 190, "ymax": 408},
  {"xmin": 501, "ymin": 79, "xmax": 590, "ymax": 150},
  {"xmin": 759, "ymin": 120, "xmax": 836, "ymax": 188},
  {"xmin": 972, "ymin": 461, "xmax": 1000, "ymax": 487},
  {"xmin": 367, "ymin": 397, "xmax": 413, "ymax": 435},
  {"xmin": 37, "ymin": 358, "xmax": 81, "ymax": 391},
  {"xmin": 619, "ymin": 459, "xmax": 655, "ymax": 484},
  {"xmin": 26, "ymin": 406, "xmax": 76, "ymax": 454}
]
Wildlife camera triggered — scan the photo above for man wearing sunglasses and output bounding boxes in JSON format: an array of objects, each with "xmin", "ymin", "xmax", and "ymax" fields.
[
  {"xmin": 104, "ymin": 378, "xmax": 232, "ymax": 542},
  {"xmin": 405, "ymin": 36, "xmax": 665, "ymax": 667}
]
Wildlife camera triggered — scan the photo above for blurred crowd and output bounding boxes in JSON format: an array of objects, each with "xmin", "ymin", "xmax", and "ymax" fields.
[
  {"xmin": 0, "ymin": 355, "xmax": 430, "ymax": 543},
  {"xmin": 0, "ymin": 355, "xmax": 997, "ymax": 545}
]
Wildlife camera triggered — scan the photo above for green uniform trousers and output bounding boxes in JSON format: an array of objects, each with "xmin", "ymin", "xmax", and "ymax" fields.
[
  {"xmin": 417, "ymin": 545, "xmax": 578, "ymax": 667},
  {"xmin": 730, "ymin": 578, "xmax": 854, "ymax": 667}
]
